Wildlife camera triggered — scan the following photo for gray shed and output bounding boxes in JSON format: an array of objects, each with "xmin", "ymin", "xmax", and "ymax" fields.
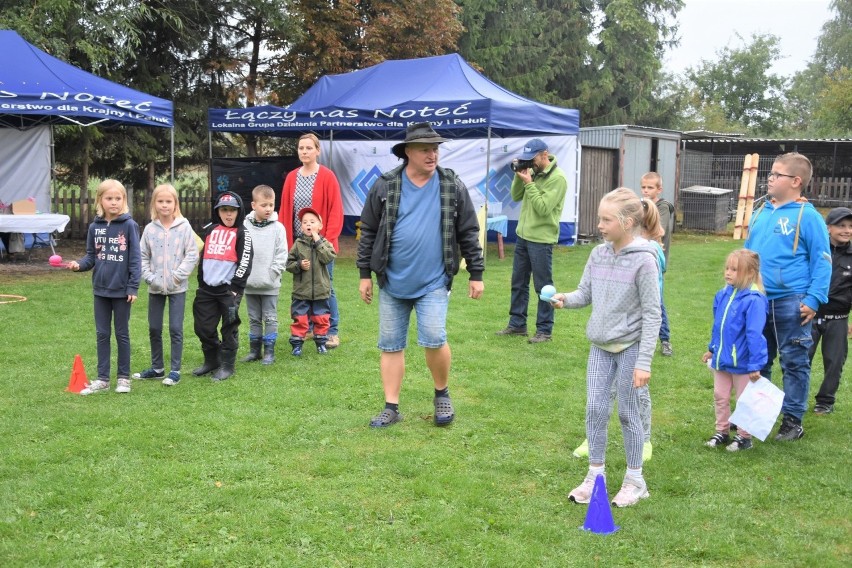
[{"xmin": 578, "ymin": 125, "xmax": 681, "ymax": 238}]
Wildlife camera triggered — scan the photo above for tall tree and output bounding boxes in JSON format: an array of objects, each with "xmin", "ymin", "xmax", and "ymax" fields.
[
  {"xmin": 813, "ymin": 0, "xmax": 852, "ymax": 73},
  {"xmin": 684, "ymin": 33, "xmax": 787, "ymax": 135},
  {"xmin": 791, "ymin": 0, "xmax": 852, "ymax": 136},
  {"xmin": 277, "ymin": 0, "xmax": 462, "ymax": 104},
  {"xmin": 456, "ymin": 0, "xmax": 683, "ymax": 124},
  {"xmin": 456, "ymin": 0, "xmax": 563, "ymax": 98},
  {"xmin": 576, "ymin": 0, "xmax": 682, "ymax": 125}
]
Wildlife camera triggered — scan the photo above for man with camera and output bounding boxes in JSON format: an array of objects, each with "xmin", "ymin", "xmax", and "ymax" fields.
[{"xmin": 496, "ymin": 138, "xmax": 568, "ymax": 343}]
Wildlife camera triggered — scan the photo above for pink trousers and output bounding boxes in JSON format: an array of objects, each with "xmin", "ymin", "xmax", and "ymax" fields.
[{"xmin": 713, "ymin": 371, "xmax": 752, "ymax": 438}]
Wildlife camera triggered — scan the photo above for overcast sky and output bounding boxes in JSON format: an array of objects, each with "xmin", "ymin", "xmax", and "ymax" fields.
[{"xmin": 663, "ymin": 0, "xmax": 834, "ymax": 78}]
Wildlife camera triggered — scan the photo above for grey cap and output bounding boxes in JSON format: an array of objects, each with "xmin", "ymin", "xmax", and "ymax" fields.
[{"xmin": 826, "ymin": 207, "xmax": 852, "ymax": 225}]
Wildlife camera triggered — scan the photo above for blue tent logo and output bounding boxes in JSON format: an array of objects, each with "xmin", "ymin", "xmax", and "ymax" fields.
[
  {"xmin": 350, "ymin": 166, "xmax": 384, "ymax": 204},
  {"xmin": 474, "ymin": 165, "xmax": 515, "ymax": 206}
]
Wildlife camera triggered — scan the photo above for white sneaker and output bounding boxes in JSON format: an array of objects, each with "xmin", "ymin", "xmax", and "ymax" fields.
[
  {"xmin": 80, "ymin": 379, "xmax": 110, "ymax": 396},
  {"xmin": 611, "ymin": 476, "xmax": 649, "ymax": 507},
  {"xmin": 162, "ymin": 371, "xmax": 181, "ymax": 386},
  {"xmin": 115, "ymin": 378, "xmax": 132, "ymax": 393},
  {"xmin": 568, "ymin": 472, "xmax": 599, "ymax": 504}
]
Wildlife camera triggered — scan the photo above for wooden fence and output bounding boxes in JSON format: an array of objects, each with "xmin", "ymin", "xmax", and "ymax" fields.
[
  {"xmin": 52, "ymin": 188, "xmax": 213, "ymax": 239},
  {"xmin": 810, "ymin": 177, "xmax": 852, "ymax": 207}
]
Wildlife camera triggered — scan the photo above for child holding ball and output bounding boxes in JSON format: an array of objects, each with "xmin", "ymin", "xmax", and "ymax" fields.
[
  {"xmin": 551, "ymin": 188, "xmax": 661, "ymax": 508},
  {"xmin": 68, "ymin": 179, "xmax": 141, "ymax": 395}
]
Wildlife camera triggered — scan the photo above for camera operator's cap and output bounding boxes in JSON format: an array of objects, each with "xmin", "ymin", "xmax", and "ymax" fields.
[
  {"xmin": 298, "ymin": 206, "xmax": 322, "ymax": 224},
  {"xmin": 391, "ymin": 122, "xmax": 450, "ymax": 159},
  {"xmin": 214, "ymin": 192, "xmax": 240, "ymax": 209},
  {"xmin": 519, "ymin": 139, "xmax": 548, "ymax": 160},
  {"xmin": 826, "ymin": 207, "xmax": 852, "ymax": 226}
]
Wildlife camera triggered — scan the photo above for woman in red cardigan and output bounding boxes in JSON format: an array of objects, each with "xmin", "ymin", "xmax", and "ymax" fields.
[{"xmin": 279, "ymin": 133, "xmax": 344, "ymax": 348}]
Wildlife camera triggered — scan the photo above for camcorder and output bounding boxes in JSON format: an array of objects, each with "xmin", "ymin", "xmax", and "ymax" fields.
[{"xmin": 511, "ymin": 158, "xmax": 535, "ymax": 172}]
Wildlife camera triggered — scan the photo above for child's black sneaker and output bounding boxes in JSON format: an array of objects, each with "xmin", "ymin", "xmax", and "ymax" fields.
[
  {"xmin": 705, "ymin": 432, "xmax": 730, "ymax": 447},
  {"xmin": 726, "ymin": 434, "xmax": 753, "ymax": 452},
  {"xmin": 813, "ymin": 403, "xmax": 834, "ymax": 415},
  {"xmin": 774, "ymin": 416, "xmax": 804, "ymax": 441}
]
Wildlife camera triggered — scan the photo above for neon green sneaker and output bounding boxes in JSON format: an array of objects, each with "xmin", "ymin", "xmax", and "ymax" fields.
[
  {"xmin": 643, "ymin": 441, "xmax": 653, "ymax": 462},
  {"xmin": 572, "ymin": 438, "xmax": 589, "ymax": 458}
]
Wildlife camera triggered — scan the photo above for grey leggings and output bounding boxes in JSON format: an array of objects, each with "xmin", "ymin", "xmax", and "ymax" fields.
[
  {"xmin": 147, "ymin": 292, "xmax": 186, "ymax": 372},
  {"xmin": 586, "ymin": 344, "xmax": 645, "ymax": 469}
]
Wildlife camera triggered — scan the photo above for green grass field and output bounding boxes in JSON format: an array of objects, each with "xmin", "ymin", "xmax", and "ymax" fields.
[{"xmin": 0, "ymin": 234, "xmax": 849, "ymax": 567}]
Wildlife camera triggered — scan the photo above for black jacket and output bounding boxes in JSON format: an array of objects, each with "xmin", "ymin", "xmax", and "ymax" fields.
[
  {"xmin": 818, "ymin": 241, "xmax": 852, "ymax": 316},
  {"xmin": 356, "ymin": 164, "xmax": 484, "ymax": 290}
]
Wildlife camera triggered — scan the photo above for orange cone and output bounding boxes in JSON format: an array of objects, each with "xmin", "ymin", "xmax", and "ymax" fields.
[{"xmin": 65, "ymin": 354, "xmax": 90, "ymax": 393}]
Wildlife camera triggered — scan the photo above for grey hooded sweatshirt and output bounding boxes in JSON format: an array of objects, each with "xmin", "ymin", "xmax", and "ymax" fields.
[{"xmin": 560, "ymin": 238, "xmax": 661, "ymax": 371}]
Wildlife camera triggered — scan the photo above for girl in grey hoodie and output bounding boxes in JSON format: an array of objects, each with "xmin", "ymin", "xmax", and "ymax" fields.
[
  {"xmin": 134, "ymin": 184, "xmax": 199, "ymax": 386},
  {"xmin": 552, "ymin": 188, "xmax": 661, "ymax": 508}
]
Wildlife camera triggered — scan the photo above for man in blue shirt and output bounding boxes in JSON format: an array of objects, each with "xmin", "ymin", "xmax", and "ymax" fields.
[
  {"xmin": 357, "ymin": 122, "xmax": 485, "ymax": 428},
  {"xmin": 745, "ymin": 152, "xmax": 831, "ymax": 441}
]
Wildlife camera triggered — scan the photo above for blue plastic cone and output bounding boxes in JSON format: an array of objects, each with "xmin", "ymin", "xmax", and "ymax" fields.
[{"xmin": 580, "ymin": 474, "xmax": 620, "ymax": 534}]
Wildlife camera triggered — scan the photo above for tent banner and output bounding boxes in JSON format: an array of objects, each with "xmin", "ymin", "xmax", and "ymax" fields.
[
  {"xmin": 321, "ymin": 135, "xmax": 578, "ymax": 244},
  {"xmin": 0, "ymin": 30, "xmax": 173, "ymax": 128},
  {"xmin": 0, "ymin": 92, "xmax": 172, "ymax": 127},
  {"xmin": 209, "ymin": 101, "xmax": 492, "ymax": 133},
  {"xmin": 0, "ymin": 126, "xmax": 51, "ymax": 213}
]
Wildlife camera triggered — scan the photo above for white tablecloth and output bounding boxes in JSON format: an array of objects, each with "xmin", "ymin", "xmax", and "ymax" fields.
[{"xmin": 0, "ymin": 214, "xmax": 70, "ymax": 233}]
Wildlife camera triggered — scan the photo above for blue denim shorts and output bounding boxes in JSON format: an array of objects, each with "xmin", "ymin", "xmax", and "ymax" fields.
[{"xmin": 378, "ymin": 286, "xmax": 449, "ymax": 351}]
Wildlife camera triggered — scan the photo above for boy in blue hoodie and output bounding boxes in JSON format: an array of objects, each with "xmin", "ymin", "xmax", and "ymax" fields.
[
  {"xmin": 192, "ymin": 191, "xmax": 253, "ymax": 381},
  {"xmin": 744, "ymin": 152, "xmax": 831, "ymax": 441}
]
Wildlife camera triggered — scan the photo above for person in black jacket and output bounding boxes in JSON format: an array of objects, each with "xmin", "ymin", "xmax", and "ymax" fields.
[
  {"xmin": 192, "ymin": 191, "xmax": 253, "ymax": 381},
  {"xmin": 809, "ymin": 207, "xmax": 852, "ymax": 414},
  {"xmin": 357, "ymin": 122, "xmax": 485, "ymax": 428}
]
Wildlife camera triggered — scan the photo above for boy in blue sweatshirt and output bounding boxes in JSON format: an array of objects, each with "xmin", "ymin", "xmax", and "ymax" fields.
[{"xmin": 744, "ymin": 152, "xmax": 831, "ymax": 441}]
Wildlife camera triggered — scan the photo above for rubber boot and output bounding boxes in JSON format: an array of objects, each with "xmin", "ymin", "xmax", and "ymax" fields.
[
  {"xmin": 290, "ymin": 336, "xmax": 304, "ymax": 357},
  {"xmin": 315, "ymin": 335, "xmax": 328, "ymax": 355},
  {"xmin": 262, "ymin": 340, "xmax": 276, "ymax": 365},
  {"xmin": 192, "ymin": 347, "xmax": 219, "ymax": 376},
  {"xmin": 241, "ymin": 338, "xmax": 262, "ymax": 362},
  {"xmin": 212, "ymin": 349, "xmax": 236, "ymax": 381}
]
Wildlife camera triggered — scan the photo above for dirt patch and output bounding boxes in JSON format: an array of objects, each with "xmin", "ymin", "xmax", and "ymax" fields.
[{"xmin": 0, "ymin": 239, "xmax": 88, "ymax": 277}]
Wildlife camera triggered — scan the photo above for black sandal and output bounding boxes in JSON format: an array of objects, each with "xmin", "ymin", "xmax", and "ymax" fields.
[
  {"xmin": 370, "ymin": 408, "xmax": 402, "ymax": 428},
  {"xmin": 434, "ymin": 396, "xmax": 455, "ymax": 426}
]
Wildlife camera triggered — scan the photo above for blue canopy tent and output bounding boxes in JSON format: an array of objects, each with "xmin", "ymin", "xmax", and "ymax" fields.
[
  {"xmin": 209, "ymin": 53, "xmax": 578, "ymax": 139},
  {"xmin": 0, "ymin": 30, "xmax": 174, "ymax": 254},
  {"xmin": 0, "ymin": 30, "xmax": 173, "ymax": 129},
  {"xmin": 208, "ymin": 53, "xmax": 581, "ymax": 243}
]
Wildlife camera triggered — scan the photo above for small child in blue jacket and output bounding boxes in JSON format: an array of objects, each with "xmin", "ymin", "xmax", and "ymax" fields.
[{"xmin": 702, "ymin": 249, "xmax": 768, "ymax": 452}]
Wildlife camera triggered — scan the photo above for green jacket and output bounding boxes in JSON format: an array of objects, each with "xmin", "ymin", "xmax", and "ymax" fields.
[
  {"xmin": 510, "ymin": 155, "xmax": 568, "ymax": 244},
  {"xmin": 285, "ymin": 235, "xmax": 336, "ymax": 300}
]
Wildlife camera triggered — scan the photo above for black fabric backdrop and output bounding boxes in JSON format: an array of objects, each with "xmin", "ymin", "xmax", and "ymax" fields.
[{"xmin": 210, "ymin": 156, "xmax": 301, "ymax": 215}]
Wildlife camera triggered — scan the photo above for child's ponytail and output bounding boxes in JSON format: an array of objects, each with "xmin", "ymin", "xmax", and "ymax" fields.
[{"xmin": 640, "ymin": 198, "xmax": 663, "ymax": 243}]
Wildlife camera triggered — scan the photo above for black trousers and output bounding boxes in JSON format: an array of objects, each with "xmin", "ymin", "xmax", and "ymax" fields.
[
  {"xmin": 193, "ymin": 288, "xmax": 241, "ymax": 353},
  {"xmin": 808, "ymin": 316, "xmax": 848, "ymax": 406}
]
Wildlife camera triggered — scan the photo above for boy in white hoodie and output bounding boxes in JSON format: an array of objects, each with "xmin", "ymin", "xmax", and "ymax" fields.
[{"xmin": 242, "ymin": 185, "xmax": 288, "ymax": 364}]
